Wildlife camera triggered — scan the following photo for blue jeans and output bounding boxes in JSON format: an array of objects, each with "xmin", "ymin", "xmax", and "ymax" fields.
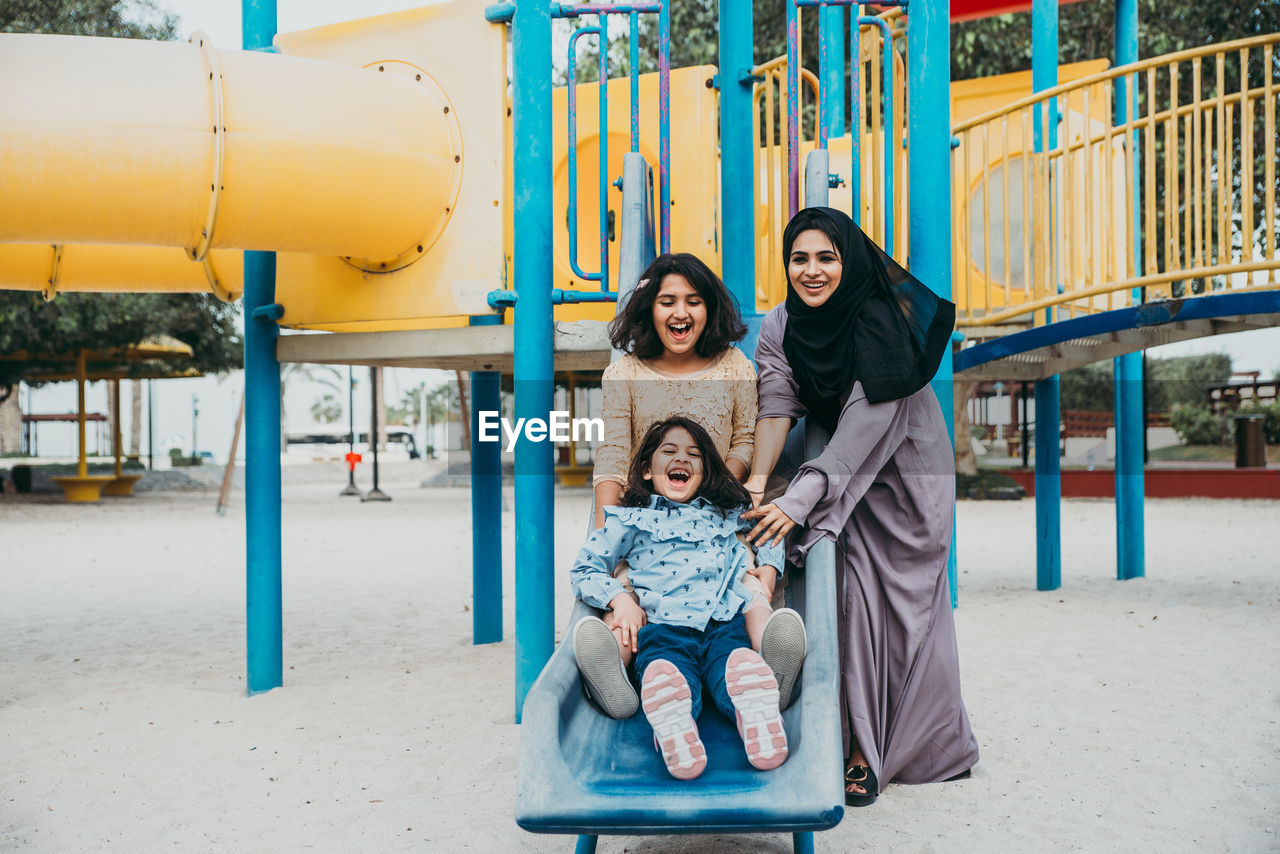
[{"xmin": 633, "ymin": 614, "xmax": 751, "ymax": 724}]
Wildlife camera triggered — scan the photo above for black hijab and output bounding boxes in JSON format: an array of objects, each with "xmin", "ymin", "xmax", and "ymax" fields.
[{"xmin": 781, "ymin": 207, "xmax": 955, "ymax": 432}]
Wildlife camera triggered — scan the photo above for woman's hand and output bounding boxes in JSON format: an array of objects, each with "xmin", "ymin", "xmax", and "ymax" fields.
[
  {"xmin": 741, "ymin": 502, "xmax": 796, "ymax": 548},
  {"xmin": 743, "ymin": 473, "xmax": 770, "ymax": 507},
  {"xmin": 606, "ymin": 593, "xmax": 646, "ymax": 654}
]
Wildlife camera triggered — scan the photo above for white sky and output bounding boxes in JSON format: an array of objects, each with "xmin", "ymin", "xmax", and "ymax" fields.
[{"xmin": 19, "ymin": 1, "xmax": 1280, "ymax": 459}]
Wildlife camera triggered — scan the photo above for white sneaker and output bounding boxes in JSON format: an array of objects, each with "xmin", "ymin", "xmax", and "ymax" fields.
[
  {"xmin": 573, "ymin": 616, "xmax": 638, "ymax": 719},
  {"xmin": 640, "ymin": 659, "xmax": 706, "ymax": 780},
  {"xmin": 760, "ymin": 607, "xmax": 807, "ymax": 710},
  {"xmin": 726, "ymin": 648, "xmax": 788, "ymax": 770}
]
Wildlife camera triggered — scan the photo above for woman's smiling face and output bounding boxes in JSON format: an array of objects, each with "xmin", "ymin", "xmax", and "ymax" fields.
[
  {"xmin": 787, "ymin": 229, "xmax": 843, "ymax": 308},
  {"xmin": 651, "ymin": 274, "xmax": 707, "ymax": 356},
  {"xmin": 643, "ymin": 426, "xmax": 704, "ymax": 503}
]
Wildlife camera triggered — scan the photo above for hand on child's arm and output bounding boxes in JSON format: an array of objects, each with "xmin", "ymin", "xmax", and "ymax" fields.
[
  {"xmin": 608, "ymin": 593, "xmax": 646, "ymax": 654},
  {"xmin": 741, "ymin": 502, "xmax": 796, "ymax": 547},
  {"xmin": 745, "ymin": 564, "xmax": 778, "ymax": 601}
]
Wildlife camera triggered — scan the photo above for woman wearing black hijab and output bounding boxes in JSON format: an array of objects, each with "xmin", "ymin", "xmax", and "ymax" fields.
[{"xmin": 742, "ymin": 207, "xmax": 978, "ymax": 806}]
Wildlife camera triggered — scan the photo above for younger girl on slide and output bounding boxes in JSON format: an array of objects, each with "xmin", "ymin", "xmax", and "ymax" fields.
[
  {"xmin": 571, "ymin": 417, "xmax": 793, "ymax": 780},
  {"xmin": 576, "ymin": 253, "xmax": 805, "ymax": 720}
]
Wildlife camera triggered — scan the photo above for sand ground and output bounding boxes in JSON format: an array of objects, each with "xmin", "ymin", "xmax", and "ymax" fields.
[{"xmin": 3, "ymin": 464, "xmax": 1278, "ymax": 853}]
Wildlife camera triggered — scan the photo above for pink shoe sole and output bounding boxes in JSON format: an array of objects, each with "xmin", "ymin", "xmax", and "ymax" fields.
[
  {"xmin": 725, "ymin": 648, "xmax": 788, "ymax": 770},
  {"xmin": 640, "ymin": 659, "xmax": 706, "ymax": 780}
]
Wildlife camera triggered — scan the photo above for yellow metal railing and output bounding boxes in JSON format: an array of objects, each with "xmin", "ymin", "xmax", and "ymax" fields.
[
  {"xmin": 752, "ymin": 8, "xmax": 907, "ymax": 310},
  {"xmin": 952, "ymin": 34, "xmax": 1280, "ymax": 329}
]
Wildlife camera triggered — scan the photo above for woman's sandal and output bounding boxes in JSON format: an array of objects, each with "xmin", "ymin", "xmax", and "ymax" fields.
[
  {"xmin": 844, "ymin": 763, "xmax": 878, "ymax": 807},
  {"xmin": 944, "ymin": 769, "xmax": 972, "ymax": 782}
]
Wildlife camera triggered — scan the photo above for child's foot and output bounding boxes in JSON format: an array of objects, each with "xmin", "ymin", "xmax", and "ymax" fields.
[
  {"xmin": 760, "ymin": 607, "xmax": 807, "ymax": 711},
  {"xmin": 725, "ymin": 648, "xmax": 788, "ymax": 770},
  {"xmin": 640, "ymin": 659, "xmax": 706, "ymax": 780},
  {"xmin": 573, "ymin": 616, "xmax": 639, "ymax": 719}
]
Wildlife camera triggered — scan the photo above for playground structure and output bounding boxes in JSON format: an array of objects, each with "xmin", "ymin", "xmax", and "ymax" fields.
[
  {"xmin": 1, "ymin": 0, "xmax": 1279, "ymax": 848},
  {"xmin": 4, "ymin": 339, "xmax": 196, "ymax": 500}
]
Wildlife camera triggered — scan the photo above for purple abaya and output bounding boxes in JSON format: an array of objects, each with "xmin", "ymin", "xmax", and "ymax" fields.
[{"xmin": 757, "ymin": 305, "xmax": 979, "ymax": 791}]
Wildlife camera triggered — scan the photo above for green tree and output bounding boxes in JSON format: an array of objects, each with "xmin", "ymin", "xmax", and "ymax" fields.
[
  {"xmin": 0, "ymin": 0, "xmax": 176, "ymax": 38},
  {"xmin": 390, "ymin": 382, "xmax": 457, "ymax": 427},
  {"xmin": 1059, "ymin": 361, "xmax": 1114, "ymax": 411},
  {"xmin": 1147, "ymin": 352, "xmax": 1233, "ymax": 411},
  {"xmin": 309, "ymin": 393, "xmax": 342, "ymax": 425},
  {"xmin": 951, "ymin": 0, "xmax": 1280, "ymax": 80},
  {"xmin": 0, "ymin": 291, "xmax": 241, "ymax": 392}
]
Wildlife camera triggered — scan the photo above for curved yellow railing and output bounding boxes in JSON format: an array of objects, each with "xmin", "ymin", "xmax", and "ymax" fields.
[{"xmin": 952, "ymin": 34, "xmax": 1280, "ymax": 330}]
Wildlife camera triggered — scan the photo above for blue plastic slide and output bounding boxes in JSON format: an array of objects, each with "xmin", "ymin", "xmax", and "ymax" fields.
[{"xmin": 515, "ymin": 531, "xmax": 844, "ymax": 853}]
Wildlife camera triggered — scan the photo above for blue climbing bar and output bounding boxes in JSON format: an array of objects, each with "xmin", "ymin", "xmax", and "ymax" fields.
[
  {"xmin": 907, "ymin": 0, "xmax": 957, "ymax": 604},
  {"xmin": 470, "ymin": 316, "xmax": 504, "ymax": 645},
  {"xmin": 719, "ymin": 0, "xmax": 756, "ymax": 320},
  {"xmin": 822, "ymin": 7, "xmax": 846, "ymax": 140},
  {"xmin": 1113, "ymin": 0, "xmax": 1145, "ymax": 581},
  {"xmin": 511, "ymin": 0, "xmax": 556, "ymax": 722},
  {"xmin": 1031, "ymin": 0, "xmax": 1061, "ymax": 591},
  {"xmin": 242, "ymin": 0, "xmax": 282, "ymax": 695}
]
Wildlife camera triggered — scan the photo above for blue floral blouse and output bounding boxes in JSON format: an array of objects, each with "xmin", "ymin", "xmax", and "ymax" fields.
[{"xmin": 570, "ymin": 495, "xmax": 785, "ymax": 630}]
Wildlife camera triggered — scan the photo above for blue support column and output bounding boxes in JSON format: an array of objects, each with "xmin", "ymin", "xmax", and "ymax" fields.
[
  {"xmin": 1032, "ymin": 0, "xmax": 1061, "ymax": 592},
  {"xmin": 1114, "ymin": 0, "xmax": 1145, "ymax": 581},
  {"xmin": 242, "ymin": 0, "xmax": 282, "ymax": 694},
  {"xmin": 822, "ymin": 6, "xmax": 846, "ymax": 138},
  {"xmin": 470, "ymin": 316, "xmax": 504, "ymax": 644},
  {"xmin": 907, "ymin": 0, "xmax": 957, "ymax": 606},
  {"xmin": 512, "ymin": 0, "xmax": 555, "ymax": 722},
  {"xmin": 1035, "ymin": 377, "xmax": 1062, "ymax": 590},
  {"xmin": 719, "ymin": 0, "xmax": 759, "ymax": 345}
]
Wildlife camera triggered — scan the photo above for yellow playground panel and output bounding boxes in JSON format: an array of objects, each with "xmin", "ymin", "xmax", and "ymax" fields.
[
  {"xmin": 272, "ymin": 3, "xmax": 508, "ymax": 332},
  {"xmin": 522, "ymin": 65, "xmax": 722, "ymax": 324}
]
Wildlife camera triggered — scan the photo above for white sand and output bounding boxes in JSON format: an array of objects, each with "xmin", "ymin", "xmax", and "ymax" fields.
[{"xmin": 3, "ymin": 467, "xmax": 1278, "ymax": 852}]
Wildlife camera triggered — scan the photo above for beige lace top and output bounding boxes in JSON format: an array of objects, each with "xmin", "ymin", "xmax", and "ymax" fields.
[{"xmin": 592, "ymin": 347, "xmax": 758, "ymax": 487}]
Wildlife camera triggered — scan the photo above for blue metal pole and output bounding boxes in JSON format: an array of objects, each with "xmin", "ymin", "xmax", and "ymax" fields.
[
  {"xmin": 597, "ymin": 15, "xmax": 610, "ymax": 292},
  {"xmin": 908, "ymin": 0, "xmax": 957, "ymax": 605},
  {"xmin": 470, "ymin": 317, "xmax": 504, "ymax": 644},
  {"xmin": 719, "ymin": 0, "xmax": 758, "ymax": 337},
  {"xmin": 1032, "ymin": 0, "xmax": 1061, "ymax": 592},
  {"xmin": 512, "ymin": 0, "xmax": 555, "ymax": 722},
  {"xmin": 242, "ymin": 0, "xmax": 281, "ymax": 695},
  {"xmin": 786, "ymin": 0, "xmax": 800, "ymax": 218},
  {"xmin": 822, "ymin": 6, "xmax": 846, "ymax": 140},
  {"xmin": 849, "ymin": 10, "xmax": 861, "ymax": 226},
  {"xmin": 1114, "ymin": 0, "xmax": 1144, "ymax": 581}
]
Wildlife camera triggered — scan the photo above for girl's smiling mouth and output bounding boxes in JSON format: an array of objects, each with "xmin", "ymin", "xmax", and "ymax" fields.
[{"xmin": 667, "ymin": 322, "xmax": 692, "ymax": 339}]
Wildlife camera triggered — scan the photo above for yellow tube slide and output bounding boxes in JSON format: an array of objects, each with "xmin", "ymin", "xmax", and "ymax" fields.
[
  {"xmin": 0, "ymin": 32, "xmax": 460, "ymax": 263},
  {"xmin": 0, "ymin": 244, "xmax": 242, "ymax": 299}
]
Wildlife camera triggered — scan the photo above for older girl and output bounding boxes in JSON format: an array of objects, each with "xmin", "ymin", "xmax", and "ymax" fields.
[{"xmin": 576, "ymin": 253, "xmax": 805, "ymax": 721}]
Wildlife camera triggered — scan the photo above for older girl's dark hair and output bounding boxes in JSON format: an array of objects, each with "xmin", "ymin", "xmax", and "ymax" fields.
[
  {"xmin": 621, "ymin": 416, "xmax": 751, "ymax": 513},
  {"xmin": 608, "ymin": 253, "xmax": 747, "ymax": 359}
]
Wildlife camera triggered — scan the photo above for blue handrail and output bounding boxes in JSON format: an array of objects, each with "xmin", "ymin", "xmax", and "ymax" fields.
[{"xmin": 566, "ymin": 25, "xmax": 605, "ymax": 285}]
